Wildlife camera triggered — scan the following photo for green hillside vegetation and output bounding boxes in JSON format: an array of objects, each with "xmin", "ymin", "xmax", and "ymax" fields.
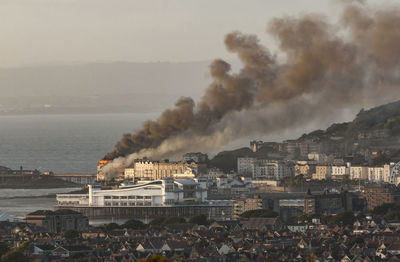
[
  {"xmin": 301, "ymin": 100, "xmax": 400, "ymax": 140},
  {"xmin": 208, "ymin": 147, "xmax": 254, "ymax": 172},
  {"xmin": 372, "ymin": 203, "xmax": 400, "ymax": 222}
]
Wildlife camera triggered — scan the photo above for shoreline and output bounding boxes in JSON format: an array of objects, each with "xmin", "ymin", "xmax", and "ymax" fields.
[{"xmin": 0, "ymin": 187, "xmax": 84, "ymax": 200}]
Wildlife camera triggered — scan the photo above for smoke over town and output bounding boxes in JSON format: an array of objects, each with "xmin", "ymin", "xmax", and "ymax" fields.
[{"xmin": 103, "ymin": 1, "xmax": 400, "ymax": 176}]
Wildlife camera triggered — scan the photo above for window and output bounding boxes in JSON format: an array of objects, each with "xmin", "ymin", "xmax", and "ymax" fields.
[{"xmin": 104, "ymin": 196, "xmax": 111, "ymax": 199}]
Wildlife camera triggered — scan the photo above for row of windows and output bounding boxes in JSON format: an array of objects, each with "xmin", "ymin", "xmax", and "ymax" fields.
[
  {"xmin": 58, "ymin": 201, "xmax": 80, "ymax": 205},
  {"xmin": 104, "ymin": 201, "xmax": 152, "ymax": 206},
  {"xmin": 103, "ymin": 195, "xmax": 152, "ymax": 200}
]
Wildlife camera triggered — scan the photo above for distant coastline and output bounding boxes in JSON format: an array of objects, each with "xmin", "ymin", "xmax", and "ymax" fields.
[{"xmin": 0, "ymin": 176, "xmax": 82, "ymax": 189}]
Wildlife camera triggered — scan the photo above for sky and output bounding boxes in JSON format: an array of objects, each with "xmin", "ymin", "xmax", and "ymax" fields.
[{"xmin": 0, "ymin": 0, "xmax": 393, "ymax": 68}]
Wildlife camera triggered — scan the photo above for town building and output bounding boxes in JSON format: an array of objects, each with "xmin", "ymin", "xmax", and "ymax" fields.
[
  {"xmin": 182, "ymin": 152, "xmax": 208, "ymax": 163},
  {"xmin": 53, "ymin": 174, "xmax": 97, "ymax": 185},
  {"xmin": 57, "ymin": 178, "xmax": 207, "ymax": 207},
  {"xmin": 349, "ymin": 166, "xmax": 368, "ymax": 180},
  {"xmin": 362, "ymin": 183, "xmax": 400, "ymax": 210},
  {"xmin": 304, "ymin": 190, "xmax": 316, "ymax": 215},
  {"xmin": 24, "ymin": 209, "xmax": 89, "ymax": 233},
  {"xmin": 279, "ymin": 199, "xmax": 304, "ymax": 222},
  {"xmin": 308, "ymin": 153, "xmax": 330, "ymax": 164},
  {"xmin": 56, "ymin": 178, "xmax": 233, "ymax": 222},
  {"xmin": 237, "ymin": 157, "xmax": 256, "ymax": 175},
  {"xmin": 96, "ymin": 160, "xmax": 112, "ymax": 181},
  {"xmin": 130, "ymin": 159, "xmax": 201, "ymax": 181},
  {"xmin": 312, "ymin": 165, "xmax": 332, "ymax": 180},
  {"xmin": 368, "ymin": 167, "xmax": 385, "ymax": 182},
  {"xmin": 233, "ymin": 195, "xmax": 263, "ymax": 218},
  {"xmin": 294, "ymin": 162, "xmax": 315, "ymax": 178},
  {"xmin": 331, "ymin": 165, "xmax": 349, "ymax": 180},
  {"xmin": 253, "ymin": 161, "xmax": 293, "ymax": 180},
  {"xmin": 238, "ymin": 158, "xmax": 293, "ymax": 180}
]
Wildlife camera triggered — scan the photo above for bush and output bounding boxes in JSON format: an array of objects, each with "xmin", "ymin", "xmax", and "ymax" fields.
[
  {"xmin": 149, "ymin": 216, "xmax": 186, "ymax": 227},
  {"xmin": 63, "ymin": 229, "xmax": 79, "ymax": 239},
  {"xmin": 138, "ymin": 255, "xmax": 169, "ymax": 262},
  {"xmin": 372, "ymin": 203, "xmax": 400, "ymax": 222},
  {"xmin": 161, "ymin": 217, "xmax": 186, "ymax": 225},
  {"xmin": 0, "ymin": 242, "xmax": 9, "ymax": 257},
  {"xmin": 1, "ymin": 242, "xmax": 32, "ymax": 262},
  {"xmin": 240, "ymin": 209, "xmax": 278, "ymax": 218},
  {"xmin": 122, "ymin": 219, "xmax": 147, "ymax": 230},
  {"xmin": 189, "ymin": 215, "xmax": 210, "ymax": 226},
  {"xmin": 330, "ymin": 211, "xmax": 355, "ymax": 227},
  {"xmin": 149, "ymin": 217, "xmax": 166, "ymax": 226},
  {"xmin": 104, "ymin": 223, "xmax": 120, "ymax": 232}
]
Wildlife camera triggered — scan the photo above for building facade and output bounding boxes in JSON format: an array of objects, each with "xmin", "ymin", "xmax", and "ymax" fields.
[
  {"xmin": 57, "ymin": 178, "xmax": 207, "ymax": 207},
  {"xmin": 331, "ymin": 166, "xmax": 349, "ymax": 180},
  {"xmin": 25, "ymin": 209, "xmax": 89, "ymax": 233},
  {"xmin": 237, "ymin": 157, "xmax": 256, "ymax": 175},
  {"xmin": 233, "ymin": 195, "xmax": 263, "ymax": 218},
  {"xmin": 312, "ymin": 166, "xmax": 332, "ymax": 180},
  {"xmin": 350, "ymin": 166, "xmax": 368, "ymax": 180},
  {"xmin": 53, "ymin": 174, "xmax": 97, "ymax": 185},
  {"xmin": 182, "ymin": 152, "xmax": 208, "ymax": 163},
  {"xmin": 131, "ymin": 160, "xmax": 200, "ymax": 181},
  {"xmin": 362, "ymin": 183, "xmax": 400, "ymax": 210}
]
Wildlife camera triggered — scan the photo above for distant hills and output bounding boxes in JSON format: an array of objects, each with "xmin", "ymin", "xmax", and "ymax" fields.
[{"xmin": 0, "ymin": 61, "xmax": 211, "ymax": 114}]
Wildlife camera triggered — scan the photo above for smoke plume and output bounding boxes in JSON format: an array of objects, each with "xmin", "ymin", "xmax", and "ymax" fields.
[{"xmin": 103, "ymin": 1, "xmax": 400, "ymax": 177}]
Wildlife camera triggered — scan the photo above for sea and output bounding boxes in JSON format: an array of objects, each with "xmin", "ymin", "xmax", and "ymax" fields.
[
  {"xmin": 0, "ymin": 112, "xmax": 159, "ymax": 217},
  {"xmin": 0, "ymin": 112, "xmax": 159, "ymax": 174}
]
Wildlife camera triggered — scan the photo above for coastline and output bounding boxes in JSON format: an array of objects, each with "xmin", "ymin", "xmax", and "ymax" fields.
[{"xmin": 0, "ymin": 176, "xmax": 83, "ymax": 189}]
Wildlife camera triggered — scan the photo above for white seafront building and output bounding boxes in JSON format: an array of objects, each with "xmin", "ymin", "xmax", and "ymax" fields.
[
  {"xmin": 57, "ymin": 178, "xmax": 207, "ymax": 207},
  {"xmin": 237, "ymin": 157, "xmax": 294, "ymax": 180}
]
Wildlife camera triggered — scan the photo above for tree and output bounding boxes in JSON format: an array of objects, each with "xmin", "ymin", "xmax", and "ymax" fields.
[
  {"xmin": 189, "ymin": 215, "xmax": 209, "ymax": 225},
  {"xmin": 0, "ymin": 243, "xmax": 9, "ymax": 257},
  {"xmin": 372, "ymin": 203, "xmax": 396, "ymax": 216},
  {"xmin": 240, "ymin": 209, "xmax": 278, "ymax": 218},
  {"xmin": 138, "ymin": 255, "xmax": 169, "ymax": 262},
  {"xmin": 149, "ymin": 217, "xmax": 166, "ymax": 226},
  {"xmin": 331, "ymin": 211, "xmax": 355, "ymax": 227},
  {"xmin": 121, "ymin": 219, "xmax": 147, "ymax": 230},
  {"xmin": 372, "ymin": 203, "xmax": 400, "ymax": 222},
  {"xmin": 306, "ymin": 253, "xmax": 316, "ymax": 262},
  {"xmin": 104, "ymin": 222, "xmax": 120, "ymax": 232},
  {"xmin": 162, "ymin": 217, "xmax": 186, "ymax": 225},
  {"xmin": 347, "ymin": 237, "xmax": 364, "ymax": 247},
  {"xmin": 63, "ymin": 229, "xmax": 80, "ymax": 239},
  {"xmin": 1, "ymin": 242, "xmax": 32, "ymax": 262}
]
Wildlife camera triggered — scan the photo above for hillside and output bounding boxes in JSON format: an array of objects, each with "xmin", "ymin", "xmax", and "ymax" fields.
[
  {"xmin": 209, "ymin": 100, "xmax": 400, "ymax": 171},
  {"xmin": 300, "ymin": 100, "xmax": 400, "ymax": 140}
]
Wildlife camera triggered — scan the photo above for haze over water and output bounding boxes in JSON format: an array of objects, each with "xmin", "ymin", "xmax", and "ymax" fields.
[{"xmin": 0, "ymin": 113, "xmax": 159, "ymax": 174}]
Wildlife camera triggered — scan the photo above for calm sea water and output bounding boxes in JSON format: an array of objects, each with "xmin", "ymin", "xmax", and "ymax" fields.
[
  {"xmin": 0, "ymin": 113, "xmax": 159, "ymax": 174},
  {"xmin": 0, "ymin": 113, "xmax": 159, "ymax": 217},
  {"xmin": 0, "ymin": 188, "xmax": 81, "ymax": 217}
]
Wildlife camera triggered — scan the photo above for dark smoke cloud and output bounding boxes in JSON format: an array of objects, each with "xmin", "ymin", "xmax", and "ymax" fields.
[{"xmin": 104, "ymin": 2, "xmax": 400, "ymax": 169}]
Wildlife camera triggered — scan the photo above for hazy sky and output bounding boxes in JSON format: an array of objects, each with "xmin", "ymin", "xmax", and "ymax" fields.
[{"xmin": 0, "ymin": 0, "xmax": 394, "ymax": 68}]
